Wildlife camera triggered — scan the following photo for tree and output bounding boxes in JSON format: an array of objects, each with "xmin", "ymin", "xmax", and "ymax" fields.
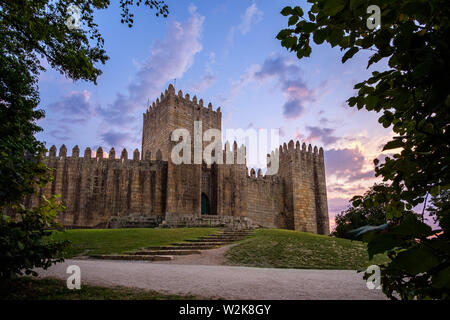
[
  {"xmin": 428, "ymin": 190, "xmax": 450, "ymax": 236},
  {"xmin": 0, "ymin": 0, "xmax": 168, "ymax": 279},
  {"xmin": 277, "ymin": 0, "xmax": 450, "ymax": 299},
  {"xmin": 332, "ymin": 185, "xmax": 386, "ymax": 239}
]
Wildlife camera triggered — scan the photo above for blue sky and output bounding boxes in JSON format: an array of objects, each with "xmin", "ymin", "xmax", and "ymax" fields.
[{"xmin": 36, "ymin": 1, "xmax": 409, "ymax": 228}]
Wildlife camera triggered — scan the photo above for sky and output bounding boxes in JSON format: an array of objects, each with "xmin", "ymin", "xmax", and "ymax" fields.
[{"xmin": 36, "ymin": 0, "xmax": 410, "ymax": 230}]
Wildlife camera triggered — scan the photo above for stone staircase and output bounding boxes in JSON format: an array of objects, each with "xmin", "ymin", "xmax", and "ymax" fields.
[{"xmin": 89, "ymin": 229, "xmax": 254, "ymax": 262}]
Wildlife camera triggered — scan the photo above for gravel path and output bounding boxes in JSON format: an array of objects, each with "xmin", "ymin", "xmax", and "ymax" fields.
[
  {"xmin": 152, "ymin": 245, "xmax": 231, "ymax": 266},
  {"xmin": 36, "ymin": 259, "xmax": 386, "ymax": 300}
]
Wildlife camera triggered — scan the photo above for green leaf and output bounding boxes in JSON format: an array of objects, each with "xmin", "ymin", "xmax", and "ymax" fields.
[
  {"xmin": 293, "ymin": 6, "xmax": 304, "ymax": 17},
  {"xmin": 391, "ymin": 246, "xmax": 440, "ymax": 275},
  {"xmin": 276, "ymin": 29, "xmax": 292, "ymax": 40},
  {"xmin": 313, "ymin": 28, "xmax": 327, "ymax": 44},
  {"xmin": 281, "ymin": 7, "xmax": 293, "ymax": 16},
  {"xmin": 350, "ymin": 0, "xmax": 365, "ymax": 10},
  {"xmin": 382, "ymin": 139, "xmax": 404, "ymax": 151},
  {"xmin": 288, "ymin": 15, "xmax": 299, "ymax": 26},
  {"xmin": 323, "ymin": 0, "xmax": 346, "ymax": 16},
  {"xmin": 432, "ymin": 266, "xmax": 450, "ymax": 289},
  {"xmin": 393, "ymin": 214, "xmax": 433, "ymax": 238},
  {"xmin": 342, "ymin": 47, "xmax": 358, "ymax": 63},
  {"xmin": 311, "ymin": 4, "xmax": 319, "ymax": 13},
  {"xmin": 365, "ymin": 95, "xmax": 378, "ymax": 109},
  {"xmin": 366, "ymin": 232, "xmax": 403, "ymax": 259},
  {"xmin": 301, "ymin": 22, "xmax": 316, "ymax": 34},
  {"xmin": 329, "ymin": 29, "xmax": 344, "ymax": 47}
]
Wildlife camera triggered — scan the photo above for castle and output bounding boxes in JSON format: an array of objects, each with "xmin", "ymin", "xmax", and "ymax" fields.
[{"xmin": 26, "ymin": 85, "xmax": 330, "ymax": 234}]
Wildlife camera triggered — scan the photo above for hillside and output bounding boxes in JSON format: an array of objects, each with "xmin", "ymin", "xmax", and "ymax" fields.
[{"xmin": 224, "ymin": 229, "xmax": 389, "ymax": 270}]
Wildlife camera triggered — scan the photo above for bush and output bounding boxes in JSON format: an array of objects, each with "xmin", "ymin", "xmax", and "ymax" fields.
[{"xmin": 0, "ymin": 196, "xmax": 69, "ymax": 280}]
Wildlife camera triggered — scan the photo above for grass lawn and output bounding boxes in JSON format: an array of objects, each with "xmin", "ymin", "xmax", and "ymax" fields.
[
  {"xmin": 224, "ymin": 229, "xmax": 389, "ymax": 270},
  {"xmin": 0, "ymin": 277, "xmax": 198, "ymax": 300},
  {"xmin": 49, "ymin": 227, "xmax": 217, "ymax": 257}
]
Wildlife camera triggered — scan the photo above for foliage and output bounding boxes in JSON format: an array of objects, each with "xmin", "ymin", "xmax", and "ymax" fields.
[
  {"xmin": 358, "ymin": 213, "xmax": 448, "ymax": 299},
  {"xmin": 0, "ymin": 196, "xmax": 69, "ymax": 279},
  {"xmin": 277, "ymin": 0, "xmax": 450, "ymax": 299},
  {"xmin": 332, "ymin": 185, "xmax": 387, "ymax": 239},
  {"xmin": 428, "ymin": 191, "xmax": 450, "ymax": 235},
  {"xmin": 0, "ymin": 0, "xmax": 167, "ymax": 280}
]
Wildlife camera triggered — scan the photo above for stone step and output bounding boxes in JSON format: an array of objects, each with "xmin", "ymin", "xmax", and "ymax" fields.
[
  {"xmin": 169, "ymin": 244, "xmax": 221, "ymax": 249},
  {"xmin": 146, "ymin": 246, "xmax": 217, "ymax": 250},
  {"xmin": 185, "ymin": 239, "xmax": 235, "ymax": 243},
  {"xmin": 90, "ymin": 254, "xmax": 173, "ymax": 261},
  {"xmin": 131, "ymin": 250, "xmax": 201, "ymax": 256},
  {"xmin": 200, "ymin": 236, "xmax": 244, "ymax": 240},
  {"xmin": 220, "ymin": 231, "xmax": 254, "ymax": 234},
  {"xmin": 172, "ymin": 242, "xmax": 229, "ymax": 246},
  {"xmin": 219, "ymin": 232, "xmax": 253, "ymax": 236}
]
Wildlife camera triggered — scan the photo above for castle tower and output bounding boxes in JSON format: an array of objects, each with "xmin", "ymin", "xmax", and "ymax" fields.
[
  {"xmin": 278, "ymin": 141, "xmax": 330, "ymax": 234},
  {"xmin": 27, "ymin": 84, "xmax": 329, "ymax": 234},
  {"xmin": 142, "ymin": 84, "xmax": 222, "ymax": 161},
  {"xmin": 143, "ymin": 85, "xmax": 223, "ymax": 217}
]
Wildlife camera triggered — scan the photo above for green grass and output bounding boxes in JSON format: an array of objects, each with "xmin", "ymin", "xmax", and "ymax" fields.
[
  {"xmin": 224, "ymin": 229, "xmax": 389, "ymax": 270},
  {"xmin": 0, "ymin": 277, "xmax": 199, "ymax": 300},
  {"xmin": 49, "ymin": 227, "xmax": 217, "ymax": 257}
]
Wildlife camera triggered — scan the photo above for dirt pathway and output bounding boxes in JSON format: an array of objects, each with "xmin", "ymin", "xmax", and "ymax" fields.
[{"xmin": 36, "ymin": 259, "xmax": 386, "ymax": 300}]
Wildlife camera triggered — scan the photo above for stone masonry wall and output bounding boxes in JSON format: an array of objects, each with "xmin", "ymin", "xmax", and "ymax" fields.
[
  {"xmin": 26, "ymin": 145, "xmax": 167, "ymax": 228},
  {"xmin": 23, "ymin": 85, "xmax": 330, "ymax": 234},
  {"xmin": 245, "ymin": 172, "xmax": 285, "ymax": 228},
  {"xmin": 276, "ymin": 140, "xmax": 329, "ymax": 234},
  {"xmin": 216, "ymin": 142, "xmax": 247, "ymax": 217},
  {"xmin": 142, "ymin": 84, "xmax": 221, "ymax": 162}
]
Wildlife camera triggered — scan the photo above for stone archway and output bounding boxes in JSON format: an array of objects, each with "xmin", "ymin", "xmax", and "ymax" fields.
[{"xmin": 201, "ymin": 193, "xmax": 210, "ymax": 215}]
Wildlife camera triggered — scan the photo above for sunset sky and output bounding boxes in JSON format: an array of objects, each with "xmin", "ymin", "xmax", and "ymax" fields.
[{"xmin": 36, "ymin": 1, "xmax": 401, "ymax": 229}]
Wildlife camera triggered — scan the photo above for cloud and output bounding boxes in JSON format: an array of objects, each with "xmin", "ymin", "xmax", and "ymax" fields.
[
  {"xmin": 49, "ymin": 127, "xmax": 72, "ymax": 141},
  {"xmin": 256, "ymin": 57, "xmax": 315, "ymax": 119},
  {"xmin": 306, "ymin": 126, "xmax": 339, "ymax": 145},
  {"xmin": 325, "ymin": 147, "xmax": 376, "ymax": 184},
  {"xmin": 328, "ymin": 197, "xmax": 351, "ymax": 215},
  {"xmin": 191, "ymin": 74, "xmax": 216, "ymax": 92},
  {"xmin": 327, "ymin": 196, "xmax": 352, "ymax": 230},
  {"xmin": 231, "ymin": 56, "xmax": 315, "ymax": 119},
  {"xmin": 239, "ymin": 3, "xmax": 263, "ymax": 35},
  {"xmin": 191, "ymin": 53, "xmax": 217, "ymax": 92},
  {"xmin": 97, "ymin": 5, "xmax": 205, "ymax": 147},
  {"xmin": 100, "ymin": 131, "xmax": 133, "ymax": 147},
  {"xmin": 325, "ymin": 147, "xmax": 365, "ymax": 177},
  {"xmin": 47, "ymin": 90, "xmax": 94, "ymax": 123},
  {"xmin": 346, "ymin": 170, "xmax": 375, "ymax": 182}
]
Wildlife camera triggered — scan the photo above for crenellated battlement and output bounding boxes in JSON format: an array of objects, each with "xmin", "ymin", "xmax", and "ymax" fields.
[
  {"xmin": 142, "ymin": 84, "xmax": 222, "ymax": 162},
  {"xmin": 246, "ymin": 168, "xmax": 281, "ymax": 184},
  {"xmin": 26, "ymin": 86, "xmax": 329, "ymax": 234},
  {"xmin": 45, "ymin": 145, "xmax": 166, "ymax": 166},
  {"xmin": 220, "ymin": 141, "xmax": 246, "ymax": 165},
  {"xmin": 143, "ymin": 84, "xmax": 222, "ymax": 121},
  {"xmin": 277, "ymin": 139, "xmax": 324, "ymax": 162}
]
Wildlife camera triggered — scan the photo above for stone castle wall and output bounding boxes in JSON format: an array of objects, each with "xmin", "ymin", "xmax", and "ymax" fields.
[
  {"xmin": 277, "ymin": 141, "xmax": 330, "ymax": 234},
  {"xmin": 245, "ymin": 173, "xmax": 285, "ymax": 228},
  {"xmin": 142, "ymin": 86, "xmax": 221, "ymax": 161},
  {"xmin": 25, "ymin": 85, "xmax": 330, "ymax": 234},
  {"xmin": 26, "ymin": 145, "xmax": 167, "ymax": 228}
]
